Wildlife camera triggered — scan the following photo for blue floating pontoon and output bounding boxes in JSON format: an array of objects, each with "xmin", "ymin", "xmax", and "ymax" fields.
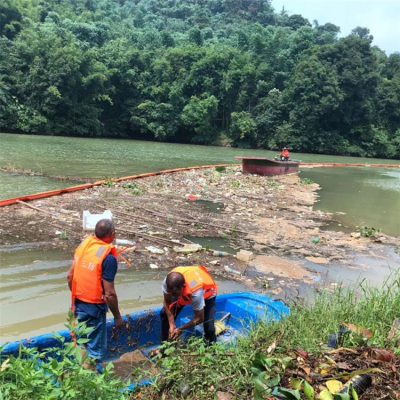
[{"xmin": 1, "ymin": 292, "xmax": 289, "ymax": 389}]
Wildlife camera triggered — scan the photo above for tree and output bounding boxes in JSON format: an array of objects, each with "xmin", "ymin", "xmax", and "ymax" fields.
[
  {"xmin": 229, "ymin": 111, "xmax": 257, "ymax": 147},
  {"xmin": 188, "ymin": 27, "xmax": 203, "ymax": 46},
  {"xmin": 181, "ymin": 93, "xmax": 218, "ymax": 143},
  {"xmin": 0, "ymin": 0, "xmax": 22, "ymax": 39},
  {"xmin": 351, "ymin": 26, "xmax": 373, "ymax": 43}
]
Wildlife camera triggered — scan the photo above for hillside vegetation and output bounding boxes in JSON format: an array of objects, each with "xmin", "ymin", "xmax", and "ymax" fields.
[{"xmin": 1, "ymin": 0, "xmax": 399, "ymax": 158}]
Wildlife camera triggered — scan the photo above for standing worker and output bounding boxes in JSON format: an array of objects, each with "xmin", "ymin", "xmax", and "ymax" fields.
[
  {"xmin": 160, "ymin": 265, "xmax": 218, "ymax": 346},
  {"xmin": 67, "ymin": 219, "xmax": 123, "ymax": 364},
  {"xmin": 280, "ymin": 147, "xmax": 290, "ymax": 161}
]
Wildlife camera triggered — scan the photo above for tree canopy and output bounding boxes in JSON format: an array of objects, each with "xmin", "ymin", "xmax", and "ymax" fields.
[{"xmin": 1, "ymin": 0, "xmax": 399, "ymax": 158}]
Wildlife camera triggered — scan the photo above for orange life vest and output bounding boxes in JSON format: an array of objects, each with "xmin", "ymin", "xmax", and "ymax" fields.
[
  {"xmin": 281, "ymin": 149, "xmax": 289, "ymax": 157},
  {"xmin": 169, "ymin": 265, "xmax": 218, "ymax": 307},
  {"xmin": 71, "ymin": 235, "xmax": 117, "ymax": 306}
]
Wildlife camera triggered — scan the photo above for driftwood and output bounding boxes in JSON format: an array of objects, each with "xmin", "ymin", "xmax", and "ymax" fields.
[
  {"xmin": 133, "ymin": 204, "xmax": 248, "ymax": 235},
  {"xmin": 17, "ymin": 200, "xmax": 81, "ymax": 238},
  {"xmin": 16, "ymin": 200, "xmax": 53, "ymax": 215},
  {"xmin": 116, "ymin": 227, "xmax": 177, "ymax": 248},
  {"xmin": 111, "ymin": 209, "xmax": 180, "ymax": 235}
]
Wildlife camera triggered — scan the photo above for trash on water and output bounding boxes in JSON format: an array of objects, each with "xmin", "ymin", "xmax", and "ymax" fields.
[
  {"xmin": 236, "ymin": 250, "xmax": 254, "ymax": 262},
  {"xmin": 224, "ymin": 265, "xmax": 241, "ymax": 276},
  {"xmin": 148, "ymin": 231, "xmax": 163, "ymax": 236},
  {"xmin": 82, "ymin": 210, "xmax": 112, "ymax": 231},
  {"xmin": 145, "ymin": 246, "xmax": 164, "ymax": 254},
  {"xmin": 115, "ymin": 239, "xmax": 136, "ymax": 246},
  {"xmin": 212, "ymin": 250, "xmax": 230, "ymax": 257},
  {"xmin": 173, "ymin": 244, "xmax": 202, "ymax": 254},
  {"xmin": 185, "ymin": 194, "xmax": 197, "ymax": 201}
]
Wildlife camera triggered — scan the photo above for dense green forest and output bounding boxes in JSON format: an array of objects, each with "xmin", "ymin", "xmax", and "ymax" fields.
[{"xmin": 1, "ymin": 0, "xmax": 399, "ymax": 158}]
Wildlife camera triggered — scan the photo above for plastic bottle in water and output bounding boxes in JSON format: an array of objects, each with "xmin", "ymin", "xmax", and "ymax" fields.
[
  {"xmin": 224, "ymin": 265, "xmax": 241, "ymax": 276},
  {"xmin": 212, "ymin": 250, "xmax": 229, "ymax": 257},
  {"xmin": 115, "ymin": 239, "xmax": 136, "ymax": 246}
]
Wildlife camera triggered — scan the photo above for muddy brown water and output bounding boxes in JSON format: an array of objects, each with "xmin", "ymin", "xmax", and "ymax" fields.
[{"xmin": 0, "ymin": 243, "xmax": 248, "ymax": 342}]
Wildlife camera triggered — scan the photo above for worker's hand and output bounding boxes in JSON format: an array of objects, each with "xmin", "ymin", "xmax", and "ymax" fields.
[
  {"xmin": 170, "ymin": 327, "xmax": 181, "ymax": 340},
  {"xmin": 114, "ymin": 315, "xmax": 124, "ymax": 328},
  {"xmin": 168, "ymin": 324, "xmax": 176, "ymax": 339}
]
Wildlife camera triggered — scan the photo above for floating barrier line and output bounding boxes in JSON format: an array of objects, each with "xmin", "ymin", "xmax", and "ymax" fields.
[
  {"xmin": 0, "ymin": 162, "xmax": 399, "ymax": 207},
  {"xmin": 0, "ymin": 164, "xmax": 231, "ymax": 207}
]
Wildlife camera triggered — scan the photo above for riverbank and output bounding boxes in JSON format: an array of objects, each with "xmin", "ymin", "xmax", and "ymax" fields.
[{"xmin": 1, "ymin": 166, "xmax": 399, "ymax": 299}]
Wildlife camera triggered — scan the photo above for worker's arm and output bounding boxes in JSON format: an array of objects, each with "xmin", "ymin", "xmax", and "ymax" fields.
[
  {"xmin": 171, "ymin": 308, "xmax": 204, "ymax": 339},
  {"xmin": 67, "ymin": 262, "xmax": 74, "ymax": 291},
  {"xmin": 170, "ymin": 289, "xmax": 206, "ymax": 339},
  {"xmin": 163, "ymin": 293, "xmax": 177, "ymax": 337},
  {"xmin": 103, "ymin": 280, "xmax": 123, "ymax": 328}
]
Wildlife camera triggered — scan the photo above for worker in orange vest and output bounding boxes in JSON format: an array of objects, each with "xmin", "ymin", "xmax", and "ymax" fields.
[
  {"xmin": 67, "ymin": 219, "xmax": 123, "ymax": 363},
  {"xmin": 160, "ymin": 265, "xmax": 218, "ymax": 346},
  {"xmin": 280, "ymin": 147, "xmax": 290, "ymax": 161}
]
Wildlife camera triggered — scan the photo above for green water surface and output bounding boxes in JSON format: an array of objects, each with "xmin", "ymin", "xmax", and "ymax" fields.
[
  {"xmin": 1, "ymin": 133, "xmax": 399, "ymax": 236},
  {"xmin": 301, "ymin": 167, "xmax": 400, "ymax": 237}
]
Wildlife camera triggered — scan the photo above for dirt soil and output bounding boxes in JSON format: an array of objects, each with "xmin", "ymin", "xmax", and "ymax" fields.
[{"xmin": 0, "ymin": 166, "xmax": 399, "ymax": 298}]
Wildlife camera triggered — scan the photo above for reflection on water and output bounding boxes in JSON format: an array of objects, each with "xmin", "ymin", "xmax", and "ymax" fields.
[
  {"xmin": 0, "ymin": 171, "xmax": 82, "ymax": 201},
  {"xmin": 301, "ymin": 168, "xmax": 400, "ymax": 237},
  {"xmin": 194, "ymin": 200, "xmax": 224, "ymax": 213},
  {"xmin": 303, "ymin": 247, "xmax": 400, "ymax": 288},
  {"xmin": 1, "ymin": 133, "xmax": 399, "ymax": 197},
  {"xmin": 185, "ymin": 236, "xmax": 238, "ymax": 254},
  {"xmin": 0, "ymin": 244, "xmax": 247, "ymax": 342}
]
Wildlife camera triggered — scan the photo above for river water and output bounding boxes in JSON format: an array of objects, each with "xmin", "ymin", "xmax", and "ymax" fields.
[
  {"xmin": 0, "ymin": 133, "xmax": 399, "ymax": 342},
  {"xmin": 1, "ymin": 133, "xmax": 399, "ymax": 235},
  {"xmin": 0, "ymin": 242, "xmax": 248, "ymax": 342}
]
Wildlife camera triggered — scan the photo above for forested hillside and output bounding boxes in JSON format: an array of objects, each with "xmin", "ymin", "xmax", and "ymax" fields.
[{"xmin": 1, "ymin": 0, "xmax": 399, "ymax": 158}]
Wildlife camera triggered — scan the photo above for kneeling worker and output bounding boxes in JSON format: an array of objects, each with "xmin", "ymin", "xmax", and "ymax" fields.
[
  {"xmin": 67, "ymin": 219, "xmax": 123, "ymax": 364},
  {"xmin": 161, "ymin": 265, "xmax": 218, "ymax": 345}
]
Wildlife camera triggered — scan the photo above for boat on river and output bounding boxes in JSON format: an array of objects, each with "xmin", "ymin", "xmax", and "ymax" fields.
[
  {"xmin": 235, "ymin": 156, "xmax": 300, "ymax": 176},
  {"xmin": 1, "ymin": 292, "xmax": 289, "ymax": 389}
]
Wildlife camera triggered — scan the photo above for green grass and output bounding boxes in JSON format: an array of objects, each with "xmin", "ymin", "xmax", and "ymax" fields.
[
  {"xmin": 299, "ymin": 177, "xmax": 314, "ymax": 185},
  {"xmin": 137, "ymin": 271, "xmax": 400, "ymax": 399},
  {"xmin": 356, "ymin": 225, "xmax": 381, "ymax": 238}
]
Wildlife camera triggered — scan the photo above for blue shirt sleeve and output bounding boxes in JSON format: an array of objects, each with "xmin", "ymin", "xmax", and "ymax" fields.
[{"xmin": 102, "ymin": 254, "xmax": 118, "ymax": 282}]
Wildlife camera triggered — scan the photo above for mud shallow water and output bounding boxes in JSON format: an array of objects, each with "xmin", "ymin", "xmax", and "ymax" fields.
[
  {"xmin": 0, "ymin": 243, "xmax": 248, "ymax": 342},
  {"xmin": 2, "ymin": 239, "xmax": 398, "ymax": 343}
]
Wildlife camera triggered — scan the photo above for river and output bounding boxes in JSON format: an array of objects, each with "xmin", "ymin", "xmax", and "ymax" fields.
[
  {"xmin": 1, "ymin": 133, "xmax": 399, "ymax": 236},
  {"xmin": 0, "ymin": 133, "xmax": 399, "ymax": 342}
]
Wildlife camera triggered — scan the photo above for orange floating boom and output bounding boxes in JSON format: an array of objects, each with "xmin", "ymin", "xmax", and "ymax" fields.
[{"xmin": 0, "ymin": 162, "xmax": 399, "ymax": 208}]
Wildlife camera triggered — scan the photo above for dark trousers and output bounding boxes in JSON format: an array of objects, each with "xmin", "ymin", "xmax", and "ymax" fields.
[{"xmin": 160, "ymin": 297, "xmax": 216, "ymax": 344}]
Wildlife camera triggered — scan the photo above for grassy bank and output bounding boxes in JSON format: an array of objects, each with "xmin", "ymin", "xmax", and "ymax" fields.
[
  {"xmin": 137, "ymin": 272, "xmax": 400, "ymax": 399},
  {"xmin": 1, "ymin": 272, "xmax": 399, "ymax": 399}
]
